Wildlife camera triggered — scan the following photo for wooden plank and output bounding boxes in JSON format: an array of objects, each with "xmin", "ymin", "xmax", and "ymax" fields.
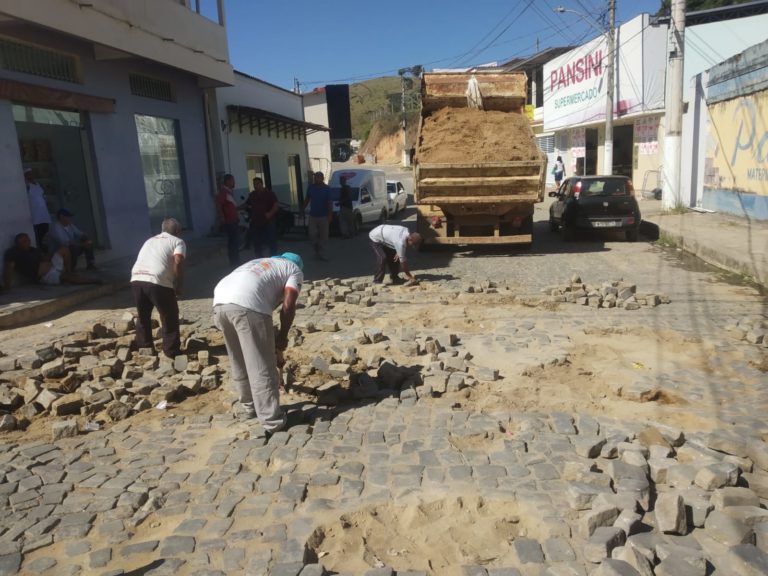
[{"xmin": 418, "ymin": 195, "xmax": 539, "ymax": 204}]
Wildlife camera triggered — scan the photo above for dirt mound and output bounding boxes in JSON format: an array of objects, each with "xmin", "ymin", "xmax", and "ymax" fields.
[
  {"xmin": 308, "ymin": 497, "xmax": 523, "ymax": 575},
  {"xmin": 417, "ymin": 107, "xmax": 540, "ymax": 164}
]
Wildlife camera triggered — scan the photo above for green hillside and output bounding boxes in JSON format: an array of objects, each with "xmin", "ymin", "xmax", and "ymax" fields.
[{"xmin": 350, "ymin": 76, "xmax": 421, "ymax": 142}]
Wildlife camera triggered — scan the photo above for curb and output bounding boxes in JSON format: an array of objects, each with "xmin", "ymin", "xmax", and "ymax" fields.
[
  {"xmin": 0, "ymin": 280, "xmax": 129, "ymax": 330},
  {"xmin": 640, "ymin": 219, "xmax": 766, "ymax": 288}
]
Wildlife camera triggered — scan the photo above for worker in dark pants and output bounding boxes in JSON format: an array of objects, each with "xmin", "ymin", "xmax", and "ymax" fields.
[
  {"xmin": 368, "ymin": 224, "xmax": 421, "ymax": 284},
  {"xmin": 130, "ymin": 218, "xmax": 186, "ymax": 358}
]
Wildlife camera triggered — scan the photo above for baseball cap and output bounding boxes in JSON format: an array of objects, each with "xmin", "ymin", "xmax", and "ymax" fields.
[
  {"xmin": 57, "ymin": 208, "xmax": 73, "ymax": 218},
  {"xmin": 272, "ymin": 252, "xmax": 304, "ymax": 271}
]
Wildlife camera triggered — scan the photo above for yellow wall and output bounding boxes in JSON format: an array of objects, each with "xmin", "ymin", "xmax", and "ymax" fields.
[{"xmin": 705, "ymin": 92, "xmax": 768, "ymax": 196}]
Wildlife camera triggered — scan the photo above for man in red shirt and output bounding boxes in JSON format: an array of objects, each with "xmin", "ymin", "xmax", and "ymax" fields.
[
  {"xmin": 245, "ymin": 177, "xmax": 279, "ymax": 257},
  {"xmin": 215, "ymin": 174, "xmax": 240, "ymax": 268}
]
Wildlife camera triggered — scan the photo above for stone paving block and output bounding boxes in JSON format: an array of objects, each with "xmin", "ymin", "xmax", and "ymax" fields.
[
  {"xmin": 743, "ymin": 472, "xmax": 768, "ymax": 499},
  {"xmin": 24, "ymin": 556, "xmax": 57, "ymax": 574},
  {"xmin": 512, "ymin": 537, "xmax": 544, "ymax": 564},
  {"xmin": 722, "ymin": 505, "xmax": 768, "ymax": 528},
  {"xmin": 572, "ymin": 437, "xmax": 606, "ymax": 458},
  {"xmin": 746, "ymin": 439, "xmax": 768, "ymax": 473},
  {"xmin": 694, "ymin": 462, "xmax": 740, "ymax": 490},
  {"xmin": 580, "ymin": 506, "xmax": 620, "ymax": 538},
  {"xmin": 591, "ymin": 559, "xmax": 641, "ymax": 575},
  {"xmin": 120, "ymin": 539, "xmax": 159, "ymax": 557},
  {"xmin": 704, "ymin": 510, "xmax": 754, "ymax": 546},
  {"xmin": 269, "ymin": 561, "xmax": 304, "ymax": 576},
  {"xmin": 298, "ymin": 565, "xmax": 326, "ymax": 576},
  {"xmin": 654, "ymin": 555, "xmax": 706, "ymax": 576},
  {"xmin": 613, "ymin": 509, "xmax": 642, "ymax": 538},
  {"xmin": 89, "ymin": 547, "xmax": 111, "ymax": 569},
  {"xmin": 584, "ymin": 527, "xmax": 626, "ymax": 563},
  {"xmin": 655, "ymin": 492, "xmax": 688, "ymax": 534},
  {"xmin": 542, "ymin": 538, "xmax": 575, "ymax": 562},
  {"xmin": 364, "ymin": 569, "xmax": 394, "ymax": 576},
  {"xmin": 612, "ymin": 545, "xmax": 653, "ymax": 576},
  {"xmin": 707, "ymin": 430, "xmax": 748, "ymax": 458},
  {"xmin": 566, "ymin": 482, "xmax": 611, "ymax": 511},
  {"xmin": 160, "ymin": 535, "xmax": 195, "ymax": 556},
  {"xmin": 461, "ymin": 567, "xmax": 488, "ymax": 576},
  {"xmin": 486, "ymin": 569, "xmax": 521, "ymax": 576},
  {"xmin": 712, "ymin": 487, "xmax": 760, "ymax": 510},
  {"xmin": 724, "ymin": 543, "xmax": 768, "ymax": 575}
]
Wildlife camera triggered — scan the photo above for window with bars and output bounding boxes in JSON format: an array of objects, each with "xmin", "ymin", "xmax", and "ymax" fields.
[
  {"xmin": 129, "ymin": 74, "xmax": 175, "ymax": 102},
  {"xmin": 0, "ymin": 37, "xmax": 79, "ymax": 83},
  {"xmin": 537, "ymin": 134, "xmax": 554, "ymax": 154}
]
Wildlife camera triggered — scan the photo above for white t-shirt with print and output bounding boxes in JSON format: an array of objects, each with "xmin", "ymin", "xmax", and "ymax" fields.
[
  {"xmin": 369, "ymin": 224, "xmax": 409, "ymax": 261},
  {"xmin": 213, "ymin": 258, "xmax": 303, "ymax": 315},
  {"xmin": 130, "ymin": 232, "xmax": 186, "ymax": 289}
]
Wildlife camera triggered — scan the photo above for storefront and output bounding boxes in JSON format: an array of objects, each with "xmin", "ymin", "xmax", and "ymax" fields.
[{"xmin": 542, "ymin": 14, "xmax": 667, "ymax": 189}]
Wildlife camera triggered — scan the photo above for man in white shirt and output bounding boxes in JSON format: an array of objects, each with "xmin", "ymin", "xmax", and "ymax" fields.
[
  {"xmin": 49, "ymin": 208, "xmax": 96, "ymax": 270},
  {"xmin": 24, "ymin": 168, "xmax": 51, "ymax": 249},
  {"xmin": 368, "ymin": 224, "xmax": 421, "ymax": 285},
  {"xmin": 213, "ymin": 252, "xmax": 304, "ymax": 433},
  {"xmin": 130, "ymin": 218, "xmax": 186, "ymax": 358}
]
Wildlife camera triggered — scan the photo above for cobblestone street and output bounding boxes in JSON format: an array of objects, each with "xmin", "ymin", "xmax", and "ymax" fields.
[{"xmin": 1, "ymin": 200, "xmax": 767, "ymax": 576}]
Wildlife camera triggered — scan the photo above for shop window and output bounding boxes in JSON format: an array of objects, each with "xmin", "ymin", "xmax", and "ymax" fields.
[
  {"xmin": 0, "ymin": 37, "xmax": 79, "ymax": 83},
  {"xmin": 134, "ymin": 114, "xmax": 189, "ymax": 232}
]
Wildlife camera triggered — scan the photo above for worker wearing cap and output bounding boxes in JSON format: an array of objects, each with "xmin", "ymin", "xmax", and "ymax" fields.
[
  {"xmin": 49, "ymin": 208, "xmax": 96, "ymax": 271},
  {"xmin": 23, "ymin": 168, "xmax": 51, "ymax": 249},
  {"xmin": 368, "ymin": 224, "xmax": 422, "ymax": 285},
  {"xmin": 213, "ymin": 252, "xmax": 304, "ymax": 433}
]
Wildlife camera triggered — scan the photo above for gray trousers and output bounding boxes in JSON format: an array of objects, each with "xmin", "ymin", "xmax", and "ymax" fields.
[
  {"xmin": 213, "ymin": 303, "xmax": 286, "ymax": 431},
  {"xmin": 308, "ymin": 216, "xmax": 329, "ymax": 258}
]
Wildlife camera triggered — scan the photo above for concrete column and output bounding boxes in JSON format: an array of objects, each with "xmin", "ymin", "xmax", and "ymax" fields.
[{"xmin": 662, "ymin": 0, "xmax": 686, "ymax": 210}]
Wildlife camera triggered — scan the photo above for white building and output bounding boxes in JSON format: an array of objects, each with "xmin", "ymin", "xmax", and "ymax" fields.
[
  {"xmin": 0, "ymin": 0, "xmax": 233, "ymax": 269},
  {"xmin": 303, "ymin": 89, "xmax": 333, "ymax": 180},
  {"xmin": 210, "ymin": 72, "xmax": 328, "ymax": 210}
]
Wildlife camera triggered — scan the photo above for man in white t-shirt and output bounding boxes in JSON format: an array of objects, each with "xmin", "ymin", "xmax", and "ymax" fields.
[
  {"xmin": 368, "ymin": 224, "xmax": 422, "ymax": 285},
  {"xmin": 213, "ymin": 252, "xmax": 304, "ymax": 433},
  {"xmin": 130, "ymin": 218, "xmax": 186, "ymax": 358},
  {"xmin": 24, "ymin": 168, "xmax": 51, "ymax": 249}
]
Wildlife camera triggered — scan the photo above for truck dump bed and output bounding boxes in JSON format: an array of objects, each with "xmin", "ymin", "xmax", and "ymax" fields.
[{"xmin": 415, "ymin": 72, "xmax": 546, "ymax": 244}]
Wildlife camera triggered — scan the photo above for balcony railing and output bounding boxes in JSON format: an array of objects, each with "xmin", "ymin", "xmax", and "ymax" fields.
[{"xmin": 178, "ymin": 0, "xmax": 225, "ymax": 26}]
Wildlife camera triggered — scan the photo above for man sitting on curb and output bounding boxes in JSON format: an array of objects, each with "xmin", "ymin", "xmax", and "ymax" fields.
[
  {"xmin": 213, "ymin": 252, "xmax": 304, "ymax": 436},
  {"xmin": 2, "ymin": 233, "xmax": 97, "ymax": 290},
  {"xmin": 49, "ymin": 208, "xmax": 98, "ymax": 271},
  {"xmin": 130, "ymin": 218, "xmax": 186, "ymax": 358},
  {"xmin": 368, "ymin": 224, "xmax": 422, "ymax": 285}
]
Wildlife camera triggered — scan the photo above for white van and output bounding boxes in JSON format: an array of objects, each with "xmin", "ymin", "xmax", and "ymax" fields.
[{"xmin": 328, "ymin": 169, "xmax": 388, "ymax": 234}]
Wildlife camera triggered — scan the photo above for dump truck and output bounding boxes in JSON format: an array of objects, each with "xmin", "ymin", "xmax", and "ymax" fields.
[{"xmin": 414, "ymin": 72, "xmax": 547, "ymax": 245}]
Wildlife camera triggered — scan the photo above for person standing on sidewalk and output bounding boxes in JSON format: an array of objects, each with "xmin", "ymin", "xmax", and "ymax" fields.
[
  {"xmin": 216, "ymin": 173, "xmax": 240, "ymax": 269},
  {"xmin": 368, "ymin": 224, "xmax": 421, "ymax": 285},
  {"xmin": 338, "ymin": 175, "xmax": 355, "ymax": 239},
  {"xmin": 245, "ymin": 177, "xmax": 279, "ymax": 257},
  {"xmin": 130, "ymin": 218, "xmax": 186, "ymax": 358},
  {"xmin": 302, "ymin": 171, "xmax": 332, "ymax": 260},
  {"xmin": 24, "ymin": 168, "xmax": 51, "ymax": 250},
  {"xmin": 213, "ymin": 252, "xmax": 304, "ymax": 434}
]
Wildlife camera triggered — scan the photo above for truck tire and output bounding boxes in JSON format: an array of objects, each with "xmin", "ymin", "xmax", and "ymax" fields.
[
  {"xmin": 549, "ymin": 218, "xmax": 558, "ymax": 232},
  {"xmin": 562, "ymin": 224, "xmax": 575, "ymax": 241}
]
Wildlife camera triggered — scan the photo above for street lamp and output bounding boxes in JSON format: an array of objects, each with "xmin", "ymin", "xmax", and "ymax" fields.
[{"xmin": 555, "ymin": 3, "xmax": 616, "ymax": 175}]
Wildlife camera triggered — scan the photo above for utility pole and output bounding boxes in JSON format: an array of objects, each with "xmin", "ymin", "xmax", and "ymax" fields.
[
  {"xmin": 662, "ymin": 0, "xmax": 686, "ymax": 209},
  {"xmin": 400, "ymin": 71, "xmax": 407, "ymax": 166},
  {"xmin": 604, "ymin": 0, "xmax": 615, "ymax": 175}
]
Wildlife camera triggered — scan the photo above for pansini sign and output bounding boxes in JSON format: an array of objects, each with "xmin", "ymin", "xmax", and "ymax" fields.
[{"xmin": 544, "ymin": 36, "xmax": 607, "ymax": 131}]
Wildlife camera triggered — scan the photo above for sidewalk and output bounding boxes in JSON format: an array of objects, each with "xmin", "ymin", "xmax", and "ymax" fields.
[
  {"xmin": 0, "ymin": 236, "xmax": 224, "ymax": 330},
  {"xmin": 639, "ymin": 198, "xmax": 768, "ymax": 288}
]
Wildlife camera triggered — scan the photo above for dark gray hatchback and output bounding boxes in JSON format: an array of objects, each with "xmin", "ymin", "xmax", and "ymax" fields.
[{"xmin": 548, "ymin": 175, "xmax": 641, "ymax": 241}]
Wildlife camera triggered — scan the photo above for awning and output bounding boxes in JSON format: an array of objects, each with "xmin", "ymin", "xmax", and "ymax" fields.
[{"xmin": 226, "ymin": 105, "xmax": 328, "ymax": 139}]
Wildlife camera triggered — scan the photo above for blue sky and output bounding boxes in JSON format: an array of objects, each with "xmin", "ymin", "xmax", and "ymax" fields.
[{"xmin": 220, "ymin": 0, "xmax": 662, "ymax": 90}]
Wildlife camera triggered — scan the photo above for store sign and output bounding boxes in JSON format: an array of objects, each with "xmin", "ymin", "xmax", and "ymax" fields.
[
  {"xmin": 543, "ymin": 15, "xmax": 666, "ymax": 132},
  {"xmin": 635, "ymin": 116, "xmax": 659, "ymax": 155}
]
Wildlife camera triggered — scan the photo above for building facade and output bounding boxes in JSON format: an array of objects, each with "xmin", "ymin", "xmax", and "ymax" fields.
[
  {"xmin": 0, "ymin": 0, "xmax": 233, "ymax": 271},
  {"xmin": 211, "ymin": 72, "xmax": 327, "ymax": 210}
]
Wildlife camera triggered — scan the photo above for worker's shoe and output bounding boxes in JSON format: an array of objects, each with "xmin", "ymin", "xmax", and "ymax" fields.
[{"xmin": 390, "ymin": 276, "xmax": 405, "ymax": 285}]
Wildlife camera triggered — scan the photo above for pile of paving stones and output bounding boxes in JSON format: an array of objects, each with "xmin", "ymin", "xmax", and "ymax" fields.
[
  {"xmin": 301, "ymin": 279, "xmax": 377, "ymax": 309},
  {"xmin": 727, "ymin": 315, "xmax": 768, "ymax": 348},
  {"xmin": 0, "ymin": 316, "xmax": 220, "ymax": 436},
  {"xmin": 542, "ymin": 275, "xmax": 671, "ymax": 310}
]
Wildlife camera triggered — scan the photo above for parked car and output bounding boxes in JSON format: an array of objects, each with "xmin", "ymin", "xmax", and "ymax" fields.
[
  {"xmin": 386, "ymin": 180, "xmax": 407, "ymax": 215},
  {"xmin": 328, "ymin": 169, "xmax": 389, "ymax": 235},
  {"xmin": 548, "ymin": 175, "xmax": 641, "ymax": 241}
]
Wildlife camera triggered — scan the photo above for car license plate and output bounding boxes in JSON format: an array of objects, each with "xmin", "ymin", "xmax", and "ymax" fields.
[{"xmin": 593, "ymin": 221, "xmax": 619, "ymax": 228}]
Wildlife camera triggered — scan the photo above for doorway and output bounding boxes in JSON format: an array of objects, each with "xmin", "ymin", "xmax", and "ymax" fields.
[
  {"xmin": 14, "ymin": 104, "xmax": 100, "ymax": 244},
  {"xmin": 585, "ymin": 128, "xmax": 598, "ymax": 175},
  {"xmin": 287, "ymin": 155, "xmax": 303, "ymax": 208},
  {"xmin": 612, "ymin": 124, "xmax": 634, "ymax": 178}
]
